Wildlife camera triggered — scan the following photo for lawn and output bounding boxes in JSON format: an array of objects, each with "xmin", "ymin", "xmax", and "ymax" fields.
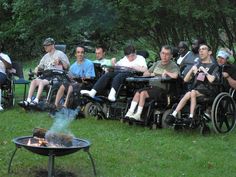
[{"xmin": 0, "ymin": 102, "xmax": 236, "ymax": 177}]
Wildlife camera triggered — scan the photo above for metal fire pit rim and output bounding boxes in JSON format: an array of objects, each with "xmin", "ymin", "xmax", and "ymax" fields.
[{"xmin": 12, "ymin": 135, "xmax": 91, "ymax": 150}]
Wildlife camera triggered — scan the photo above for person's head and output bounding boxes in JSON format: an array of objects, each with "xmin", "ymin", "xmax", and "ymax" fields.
[
  {"xmin": 95, "ymin": 46, "xmax": 106, "ymax": 60},
  {"xmin": 216, "ymin": 50, "xmax": 230, "ymax": 65},
  {"xmin": 124, "ymin": 45, "xmax": 136, "ymax": 61},
  {"xmin": 43, "ymin": 37, "xmax": 55, "ymax": 53},
  {"xmin": 75, "ymin": 45, "xmax": 85, "ymax": 63},
  {"xmin": 160, "ymin": 45, "xmax": 173, "ymax": 64},
  {"xmin": 178, "ymin": 41, "xmax": 189, "ymax": 56},
  {"xmin": 192, "ymin": 37, "xmax": 206, "ymax": 54},
  {"xmin": 198, "ymin": 44, "xmax": 212, "ymax": 61}
]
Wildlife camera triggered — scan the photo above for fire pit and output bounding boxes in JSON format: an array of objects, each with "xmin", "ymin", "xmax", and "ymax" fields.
[{"xmin": 8, "ymin": 136, "xmax": 96, "ymax": 177}]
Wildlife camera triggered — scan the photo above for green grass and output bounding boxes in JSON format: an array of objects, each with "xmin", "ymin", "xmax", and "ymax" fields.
[{"xmin": 1, "ymin": 103, "xmax": 236, "ymax": 177}]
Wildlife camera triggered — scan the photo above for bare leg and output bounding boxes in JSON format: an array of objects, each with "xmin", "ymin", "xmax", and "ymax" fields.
[
  {"xmin": 63, "ymin": 85, "xmax": 73, "ymax": 108},
  {"xmin": 175, "ymin": 91, "xmax": 191, "ymax": 112},
  {"xmin": 138, "ymin": 91, "xmax": 149, "ymax": 107},
  {"xmin": 190, "ymin": 90, "xmax": 202, "ymax": 116},
  {"xmin": 55, "ymin": 85, "xmax": 65, "ymax": 107},
  {"xmin": 132, "ymin": 92, "xmax": 140, "ymax": 103},
  {"xmin": 35, "ymin": 80, "xmax": 49, "ymax": 100},
  {"xmin": 27, "ymin": 79, "xmax": 40, "ymax": 99}
]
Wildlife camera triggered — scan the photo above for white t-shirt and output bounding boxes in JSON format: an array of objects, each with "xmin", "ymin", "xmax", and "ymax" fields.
[
  {"xmin": 116, "ymin": 55, "xmax": 147, "ymax": 71},
  {"xmin": 38, "ymin": 50, "xmax": 69, "ymax": 70},
  {"xmin": 93, "ymin": 58, "xmax": 111, "ymax": 66},
  {"xmin": 0, "ymin": 52, "xmax": 12, "ymax": 74}
]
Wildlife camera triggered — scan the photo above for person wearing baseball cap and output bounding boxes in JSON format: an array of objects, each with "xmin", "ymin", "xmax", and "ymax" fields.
[
  {"xmin": 19, "ymin": 37, "xmax": 70, "ymax": 107},
  {"xmin": 217, "ymin": 49, "xmax": 236, "ymax": 89}
]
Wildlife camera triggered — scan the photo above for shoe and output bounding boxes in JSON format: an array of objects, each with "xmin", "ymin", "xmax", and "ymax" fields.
[
  {"xmin": 80, "ymin": 89, "xmax": 96, "ymax": 98},
  {"xmin": 29, "ymin": 101, "xmax": 38, "ymax": 107},
  {"xmin": 165, "ymin": 114, "xmax": 176, "ymax": 126},
  {"xmin": 130, "ymin": 112, "xmax": 141, "ymax": 120},
  {"xmin": 108, "ymin": 88, "xmax": 116, "ymax": 102},
  {"xmin": 18, "ymin": 100, "xmax": 30, "ymax": 107},
  {"xmin": 108, "ymin": 95, "xmax": 116, "ymax": 102},
  {"xmin": 125, "ymin": 110, "xmax": 134, "ymax": 118},
  {"xmin": 0, "ymin": 106, "xmax": 3, "ymax": 111}
]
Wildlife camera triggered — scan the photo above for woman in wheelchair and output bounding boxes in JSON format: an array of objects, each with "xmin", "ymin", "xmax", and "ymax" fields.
[
  {"xmin": 166, "ymin": 44, "xmax": 220, "ymax": 126},
  {"xmin": 125, "ymin": 45, "xmax": 179, "ymax": 120},
  {"xmin": 0, "ymin": 45, "xmax": 12, "ymax": 111}
]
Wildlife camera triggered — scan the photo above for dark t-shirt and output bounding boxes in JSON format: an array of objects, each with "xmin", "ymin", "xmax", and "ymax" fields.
[{"xmin": 223, "ymin": 64, "xmax": 236, "ymax": 80}]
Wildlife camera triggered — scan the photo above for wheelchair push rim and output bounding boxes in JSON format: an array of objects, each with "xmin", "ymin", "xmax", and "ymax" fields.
[{"xmin": 211, "ymin": 92, "xmax": 236, "ymax": 134}]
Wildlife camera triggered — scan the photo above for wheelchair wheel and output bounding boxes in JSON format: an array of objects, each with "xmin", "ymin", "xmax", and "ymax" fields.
[
  {"xmin": 229, "ymin": 88, "xmax": 236, "ymax": 101},
  {"xmin": 161, "ymin": 109, "xmax": 173, "ymax": 129},
  {"xmin": 211, "ymin": 92, "xmax": 236, "ymax": 133},
  {"xmin": 83, "ymin": 102, "xmax": 98, "ymax": 118}
]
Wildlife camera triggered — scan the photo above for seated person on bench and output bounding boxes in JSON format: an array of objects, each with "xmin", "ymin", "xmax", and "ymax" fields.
[
  {"xmin": 0, "ymin": 43, "xmax": 12, "ymax": 111},
  {"xmin": 80, "ymin": 45, "xmax": 147, "ymax": 102},
  {"xmin": 19, "ymin": 37, "xmax": 69, "ymax": 107},
  {"xmin": 217, "ymin": 49, "xmax": 236, "ymax": 89},
  {"xmin": 166, "ymin": 44, "xmax": 219, "ymax": 126},
  {"xmin": 53, "ymin": 45, "xmax": 95, "ymax": 108},
  {"xmin": 125, "ymin": 45, "xmax": 179, "ymax": 120}
]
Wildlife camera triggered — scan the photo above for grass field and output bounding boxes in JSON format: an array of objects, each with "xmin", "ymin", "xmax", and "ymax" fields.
[
  {"xmin": 1, "ymin": 58, "xmax": 236, "ymax": 177},
  {"xmin": 1, "ymin": 99, "xmax": 236, "ymax": 177}
]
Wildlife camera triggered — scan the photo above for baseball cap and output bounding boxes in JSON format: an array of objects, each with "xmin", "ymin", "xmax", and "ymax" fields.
[
  {"xmin": 43, "ymin": 37, "xmax": 55, "ymax": 46},
  {"xmin": 217, "ymin": 50, "xmax": 230, "ymax": 60}
]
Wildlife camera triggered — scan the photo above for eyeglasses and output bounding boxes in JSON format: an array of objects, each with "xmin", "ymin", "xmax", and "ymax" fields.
[{"xmin": 160, "ymin": 52, "xmax": 171, "ymax": 56}]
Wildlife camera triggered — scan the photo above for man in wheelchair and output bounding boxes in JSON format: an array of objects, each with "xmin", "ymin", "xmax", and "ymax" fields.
[
  {"xmin": 125, "ymin": 45, "xmax": 180, "ymax": 120},
  {"xmin": 217, "ymin": 49, "xmax": 236, "ymax": 90},
  {"xmin": 165, "ymin": 44, "xmax": 219, "ymax": 127},
  {"xmin": 0, "ymin": 43, "xmax": 12, "ymax": 111},
  {"xmin": 53, "ymin": 45, "xmax": 95, "ymax": 109},
  {"xmin": 80, "ymin": 45, "xmax": 147, "ymax": 102},
  {"xmin": 19, "ymin": 37, "xmax": 69, "ymax": 107}
]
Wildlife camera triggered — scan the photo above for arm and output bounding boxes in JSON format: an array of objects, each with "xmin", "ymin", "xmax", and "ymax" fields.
[
  {"xmin": 163, "ymin": 70, "xmax": 179, "ymax": 79},
  {"xmin": 223, "ymin": 72, "xmax": 236, "ymax": 89},
  {"xmin": 198, "ymin": 66, "xmax": 216, "ymax": 83},
  {"xmin": 0, "ymin": 56, "xmax": 12, "ymax": 69}
]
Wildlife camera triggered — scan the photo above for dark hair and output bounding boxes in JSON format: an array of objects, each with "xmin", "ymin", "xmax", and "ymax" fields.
[
  {"xmin": 96, "ymin": 45, "xmax": 106, "ymax": 52},
  {"xmin": 75, "ymin": 45, "xmax": 85, "ymax": 53},
  {"xmin": 199, "ymin": 43, "xmax": 212, "ymax": 51},
  {"xmin": 161, "ymin": 45, "xmax": 173, "ymax": 54},
  {"xmin": 124, "ymin": 45, "xmax": 136, "ymax": 56},
  {"xmin": 178, "ymin": 41, "xmax": 188, "ymax": 50}
]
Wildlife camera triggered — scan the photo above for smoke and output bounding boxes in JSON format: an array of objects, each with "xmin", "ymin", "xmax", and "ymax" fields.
[{"xmin": 45, "ymin": 108, "xmax": 80, "ymax": 146}]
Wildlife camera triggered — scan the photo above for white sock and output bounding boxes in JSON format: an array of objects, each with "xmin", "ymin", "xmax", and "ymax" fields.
[
  {"xmin": 172, "ymin": 110, "xmax": 178, "ymax": 117},
  {"xmin": 189, "ymin": 114, "xmax": 193, "ymax": 118},
  {"xmin": 26, "ymin": 98, "xmax": 31, "ymax": 102},
  {"xmin": 90, "ymin": 89, "xmax": 97, "ymax": 97},
  {"xmin": 108, "ymin": 88, "xmax": 116, "ymax": 101},
  {"xmin": 129, "ymin": 101, "xmax": 138, "ymax": 113},
  {"xmin": 33, "ymin": 98, "xmax": 39, "ymax": 103},
  {"xmin": 136, "ymin": 106, "xmax": 143, "ymax": 115}
]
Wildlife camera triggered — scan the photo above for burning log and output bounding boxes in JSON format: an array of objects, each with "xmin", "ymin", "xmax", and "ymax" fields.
[
  {"xmin": 33, "ymin": 128, "xmax": 47, "ymax": 138},
  {"xmin": 32, "ymin": 128, "xmax": 74, "ymax": 147},
  {"xmin": 45, "ymin": 131, "xmax": 73, "ymax": 147}
]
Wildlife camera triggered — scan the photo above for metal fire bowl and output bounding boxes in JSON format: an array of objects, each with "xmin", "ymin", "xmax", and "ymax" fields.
[{"xmin": 13, "ymin": 136, "xmax": 91, "ymax": 156}]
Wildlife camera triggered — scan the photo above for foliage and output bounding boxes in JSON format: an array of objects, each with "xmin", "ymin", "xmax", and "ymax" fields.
[{"xmin": 0, "ymin": 0, "xmax": 235, "ymax": 60}]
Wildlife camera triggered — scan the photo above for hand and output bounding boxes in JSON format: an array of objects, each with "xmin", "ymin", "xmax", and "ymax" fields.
[
  {"xmin": 198, "ymin": 66, "xmax": 207, "ymax": 74},
  {"xmin": 222, "ymin": 72, "xmax": 229, "ymax": 78},
  {"xmin": 191, "ymin": 65, "xmax": 198, "ymax": 75},
  {"xmin": 162, "ymin": 70, "xmax": 167, "ymax": 78},
  {"xmin": 53, "ymin": 58, "xmax": 61, "ymax": 65},
  {"xmin": 143, "ymin": 70, "xmax": 151, "ymax": 76},
  {"xmin": 111, "ymin": 58, "xmax": 116, "ymax": 66}
]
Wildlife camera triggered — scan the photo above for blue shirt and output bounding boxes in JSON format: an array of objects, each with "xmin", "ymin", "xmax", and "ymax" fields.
[{"xmin": 69, "ymin": 58, "xmax": 95, "ymax": 78}]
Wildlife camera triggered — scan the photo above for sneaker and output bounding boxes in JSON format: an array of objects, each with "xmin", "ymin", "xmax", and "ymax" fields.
[
  {"xmin": 125, "ymin": 110, "xmax": 134, "ymax": 118},
  {"xmin": 80, "ymin": 90, "xmax": 94, "ymax": 98},
  {"xmin": 18, "ymin": 100, "xmax": 30, "ymax": 107},
  {"xmin": 130, "ymin": 113, "xmax": 141, "ymax": 120},
  {"xmin": 0, "ymin": 106, "xmax": 4, "ymax": 111},
  {"xmin": 29, "ymin": 101, "xmax": 38, "ymax": 107},
  {"xmin": 165, "ymin": 114, "xmax": 176, "ymax": 126},
  {"xmin": 108, "ymin": 95, "xmax": 116, "ymax": 102}
]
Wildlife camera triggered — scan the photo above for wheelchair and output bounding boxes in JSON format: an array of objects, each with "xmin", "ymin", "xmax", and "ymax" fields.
[
  {"xmin": 80, "ymin": 66, "xmax": 144, "ymax": 119},
  {"xmin": 162, "ymin": 79, "xmax": 236, "ymax": 135},
  {"xmin": 1, "ymin": 71, "xmax": 14, "ymax": 108},
  {"xmin": 120, "ymin": 76, "xmax": 183, "ymax": 128}
]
